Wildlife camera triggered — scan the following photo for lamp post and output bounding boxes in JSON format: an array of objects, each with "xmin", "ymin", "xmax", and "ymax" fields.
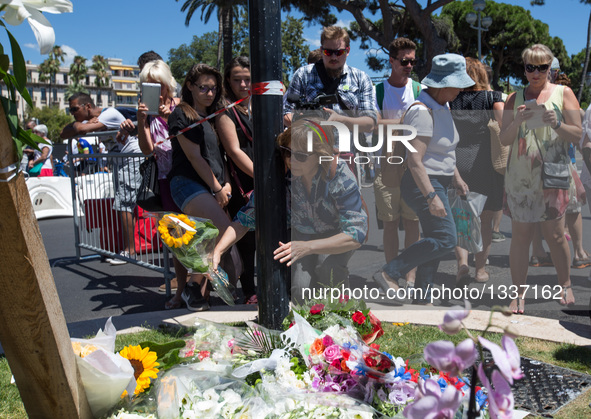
[{"xmin": 466, "ymin": 0, "xmax": 493, "ymax": 61}]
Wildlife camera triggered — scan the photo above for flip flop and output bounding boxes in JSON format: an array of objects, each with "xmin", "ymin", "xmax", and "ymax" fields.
[
  {"xmin": 372, "ymin": 271, "xmax": 399, "ymax": 293},
  {"xmin": 165, "ymin": 298, "xmax": 183, "ymax": 310},
  {"xmin": 456, "ymin": 266, "xmax": 471, "ymax": 288},
  {"xmin": 559, "ymin": 286, "xmax": 575, "ymax": 307}
]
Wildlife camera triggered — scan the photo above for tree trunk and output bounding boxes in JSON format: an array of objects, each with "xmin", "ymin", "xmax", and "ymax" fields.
[
  {"xmin": 217, "ymin": 9, "xmax": 223, "ymax": 70},
  {"xmin": 578, "ymin": 8, "xmax": 591, "ymax": 103},
  {"xmin": 0, "ymin": 105, "xmax": 92, "ymax": 418},
  {"xmin": 222, "ymin": 7, "xmax": 234, "ymax": 70}
]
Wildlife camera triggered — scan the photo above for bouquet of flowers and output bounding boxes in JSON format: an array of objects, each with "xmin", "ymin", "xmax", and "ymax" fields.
[
  {"xmin": 282, "ymin": 296, "xmax": 384, "ymax": 344},
  {"xmin": 157, "ymin": 213, "xmax": 235, "ymax": 305}
]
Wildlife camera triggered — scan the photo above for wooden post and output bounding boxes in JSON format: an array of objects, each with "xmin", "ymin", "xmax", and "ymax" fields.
[{"xmin": 0, "ymin": 106, "xmax": 92, "ymax": 418}]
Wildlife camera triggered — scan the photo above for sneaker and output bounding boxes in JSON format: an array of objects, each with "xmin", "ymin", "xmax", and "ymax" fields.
[
  {"xmin": 181, "ymin": 283, "xmax": 210, "ymax": 312},
  {"xmin": 109, "ymin": 251, "xmax": 130, "ymax": 265},
  {"xmin": 159, "ymin": 277, "xmax": 178, "ymax": 293},
  {"xmin": 491, "ymin": 231, "xmax": 506, "ymax": 242},
  {"xmin": 572, "ymin": 256, "xmax": 591, "ymax": 269}
]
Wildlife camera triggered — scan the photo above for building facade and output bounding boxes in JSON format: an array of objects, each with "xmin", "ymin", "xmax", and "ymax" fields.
[{"xmin": 8, "ymin": 57, "xmax": 139, "ymax": 122}]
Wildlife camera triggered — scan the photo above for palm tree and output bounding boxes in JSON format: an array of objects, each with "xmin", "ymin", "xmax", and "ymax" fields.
[
  {"xmin": 91, "ymin": 55, "xmax": 110, "ymax": 88},
  {"xmin": 38, "ymin": 45, "xmax": 65, "ymax": 106},
  {"xmin": 66, "ymin": 55, "xmax": 89, "ymax": 98},
  {"xmin": 177, "ymin": 0, "xmax": 245, "ymax": 69}
]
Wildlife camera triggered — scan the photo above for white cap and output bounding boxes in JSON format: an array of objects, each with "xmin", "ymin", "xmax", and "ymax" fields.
[{"xmin": 551, "ymin": 57, "xmax": 560, "ymax": 71}]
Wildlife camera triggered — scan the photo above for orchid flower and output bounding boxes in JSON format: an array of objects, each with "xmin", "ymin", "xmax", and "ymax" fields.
[
  {"xmin": 403, "ymin": 378, "xmax": 463, "ymax": 419},
  {"xmin": 478, "ymin": 365, "xmax": 514, "ymax": 419},
  {"xmin": 479, "ymin": 335, "xmax": 524, "ymax": 385},
  {"xmin": 0, "ymin": 0, "xmax": 73, "ymax": 54},
  {"xmin": 424, "ymin": 339, "xmax": 477, "ymax": 377},
  {"xmin": 439, "ymin": 300, "xmax": 471, "ymax": 335}
]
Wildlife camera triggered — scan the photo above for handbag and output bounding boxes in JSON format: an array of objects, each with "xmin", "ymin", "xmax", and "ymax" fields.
[
  {"xmin": 532, "ymin": 131, "xmax": 570, "ymax": 190},
  {"xmin": 28, "ymin": 161, "xmax": 44, "ymax": 176},
  {"xmin": 448, "ymin": 189, "xmax": 487, "ymax": 254},
  {"xmin": 136, "ymin": 155, "xmax": 163, "ymax": 211},
  {"xmin": 487, "ymin": 92, "xmax": 509, "ymax": 175},
  {"xmin": 380, "ymin": 101, "xmax": 429, "ymax": 188}
]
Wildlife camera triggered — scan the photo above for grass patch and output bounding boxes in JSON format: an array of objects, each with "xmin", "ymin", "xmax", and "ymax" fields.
[{"xmin": 1, "ymin": 322, "xmax": 590, "ymax": 418}]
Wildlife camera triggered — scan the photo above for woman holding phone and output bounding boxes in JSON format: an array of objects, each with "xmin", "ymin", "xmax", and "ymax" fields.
[
  {"xmin": 500, "ymin": 44, "xmax": 582, "ymax": 313},
  {"xmin": 166, "ymin": 63, "xmax": 235, "ymax": 311}
]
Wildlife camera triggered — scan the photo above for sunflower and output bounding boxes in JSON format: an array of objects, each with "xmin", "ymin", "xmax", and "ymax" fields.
[
  {"xmin": 158, "ymin": 213, "xmax": 197, "ymax": 248},
  {"xmin": 119, "ymin": 345, "xmax": 160, "ymax": 395}
]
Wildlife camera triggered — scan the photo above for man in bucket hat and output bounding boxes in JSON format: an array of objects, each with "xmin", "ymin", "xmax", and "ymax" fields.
[{"xmin": 372, "ymin": 53, "xmax": 474, "ymax": 305}]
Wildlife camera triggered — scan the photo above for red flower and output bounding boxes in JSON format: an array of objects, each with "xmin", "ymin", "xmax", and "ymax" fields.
[
  {"xmin": 330, "ymin": 359, "xmax": 341, "ymax": 370},
  {"xmin": 370, "ymin": 343, "xmax": 380, "ymax": 350},
  {"xmin": 198, "ymin": 350, "xmax": 210, "ymax": 361},
  {"xmin": 364, "ymin": 356, "xmax": 377, "ymax": 367},
  {"xmin": 378, "ymin": 357, "xmax": 392, "ymax": 370},
  {"xmin": 341, "ymin": 350, "xmax": 350, "ymax": 361},
  {"xmin": 352, "ymin": 311, "xmax": 366, "ymax": 325},
  {"xmin": 339, "ymin": 295, "xmax": 350, "ymax": 303},
  {"xmin": 310, "ymin": 303, "xmax": 324, "ymax": 315}
]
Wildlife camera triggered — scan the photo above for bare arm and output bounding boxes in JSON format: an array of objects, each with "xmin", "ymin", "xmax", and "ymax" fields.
[
  {"xmin": 136, "ymin": 104, "xmax": 154, "ymax": 155},
  {"xmin": 544, "ymin": 86, "xmax": 582, "ymax": 143},
  {"xmin": 493, "ymin": 101, "xmax": 504, "ymax": 129},
  {"xmin": 29, "ymin": 145, "xmax": 50, "ymax": 167},
  {"xmin": 273, "ymin": 233, "xmax": 361, "ymax": 267},
  {"xmin": 60, "ymin": 121, "xmax": 106, "ymax": 139},
  {"xmin": 216, "ymin": 113, "xmax": 254, "ymax": 178}
]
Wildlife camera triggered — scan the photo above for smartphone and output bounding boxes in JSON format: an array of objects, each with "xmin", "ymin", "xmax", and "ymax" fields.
[
  {"xmin": 523, "ymin": 99, "xmax": 546, "ymax": 130},
  {"xmin": 141, "ymin": 82, "xmax": 161, "ymax": 116}
]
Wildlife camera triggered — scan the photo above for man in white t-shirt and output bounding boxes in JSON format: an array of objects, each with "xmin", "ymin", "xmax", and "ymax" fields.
[
  {"xmin": 373, "ymin": 37, "xmax": 421, "ymax": 289},
  {"xmin": 61, "ymin": 93, "xmax": 142, "ymax": 265}
]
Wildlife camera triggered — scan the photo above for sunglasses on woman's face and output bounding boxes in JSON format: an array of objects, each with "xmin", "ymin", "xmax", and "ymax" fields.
[
  {"xmin": 279, "ymin": 146, "xmax": 313, "ymax": 162},
  {"xmin": 525, "ymin": 64, "xmax": 550, "ymax": 73},
  {"xmin": 322, "ymin": 48, "xmax": 349, "ymax": 57},
  {"xmin": 197, "ymin": 85, "xmax": 218, "ymax": 94}
]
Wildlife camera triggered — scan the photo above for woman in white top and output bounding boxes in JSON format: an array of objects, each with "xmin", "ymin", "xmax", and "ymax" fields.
[{"xmin": 373, "ymin": 54, "xmax": 473, "ymax": 305}]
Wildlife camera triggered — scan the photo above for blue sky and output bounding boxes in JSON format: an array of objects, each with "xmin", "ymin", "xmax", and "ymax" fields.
[{"xmin": 0, "ymin": 0, "xmax": 587, "ymax": 78}]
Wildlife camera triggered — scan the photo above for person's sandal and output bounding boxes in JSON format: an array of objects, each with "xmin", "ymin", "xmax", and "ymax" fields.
[
  {"xmin": 245, "ymin": 294, "xmax": 258, "ymax": 305},
  {"xmin": 456, "ymin": 265, "xmax": 471, "ymax": 288},
  {"xmin": 165, "ymin": 298, "xmax": 183, "ymax": 310},
  {"xmin": 529, "ymin": 253, "xmax": 553, "ymax": 267},
  {"xmin": 510, "ymin": 298, "xmax": 525, "ymax": 315},
  {"xmin": 572, "ymin": 255, "xmax": 591, "ymax": 269}
]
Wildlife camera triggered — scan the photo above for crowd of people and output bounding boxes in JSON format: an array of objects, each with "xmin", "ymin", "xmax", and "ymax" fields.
[{"xmin": 46, "ymin": 25, "xmax": 590, "ymax": 313}]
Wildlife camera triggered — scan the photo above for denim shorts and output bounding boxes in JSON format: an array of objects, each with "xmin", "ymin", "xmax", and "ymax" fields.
[{"xmin": 170, "ymin": 175, "xmax": 209, "ymax": 212}]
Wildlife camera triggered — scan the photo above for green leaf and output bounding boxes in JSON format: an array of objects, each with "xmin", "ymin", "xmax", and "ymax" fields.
[
  {"xmin": 137, "ymin": 340, "xmax": 186, "ymax": 360},
  {"xmin": 1, "ymin": 96, "xmax": 18, "ymax": 136},
  {"xmin": 159, "ymin": 349, "xmax": 183, "ymax": 370},
  {"xmin": 5, "ymin": 28, "xmax": 27, "ymax": 92},
  {"xmin": 19, "ymin": 84, "xmax": 33, "ymax": 107},
  {"xmin": 0, "ymin": 54, "xmax": 8, "ymax": 73}
]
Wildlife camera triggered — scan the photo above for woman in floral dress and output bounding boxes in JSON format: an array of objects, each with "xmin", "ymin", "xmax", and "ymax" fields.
[{"xmin": 500, "ymin": 44, "xmax": 583, "ymax": 313}]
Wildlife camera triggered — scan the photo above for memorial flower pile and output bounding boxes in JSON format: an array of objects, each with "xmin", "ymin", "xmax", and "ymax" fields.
[{"xmin": 93, "ymin": 301, "xmax": 529, "ymax": 418}]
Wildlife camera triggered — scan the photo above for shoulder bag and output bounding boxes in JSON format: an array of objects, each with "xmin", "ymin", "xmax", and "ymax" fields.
[
  {"xmin": 136, "ymin": 155, "xmax": 163, "ymax": 211},
  {"xmin": 532, "ymin": 130, "xmax": 570, "ymax": 190}
]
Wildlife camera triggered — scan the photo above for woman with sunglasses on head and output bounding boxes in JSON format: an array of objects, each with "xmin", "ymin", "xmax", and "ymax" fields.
[
  {"xmin": 500, "ymin": 44, "xmax": 582, "ymax": 313},
  {"xmin": 210, "ymin": 119, "xmax": 368, "ymax": 302},
  {"xmin": 215, "ymin": 56, "xmax": 257, "ymax": 305},
  {"xmin": 166, "ymin": 63, "xmax": 235, "ymax": 311}
]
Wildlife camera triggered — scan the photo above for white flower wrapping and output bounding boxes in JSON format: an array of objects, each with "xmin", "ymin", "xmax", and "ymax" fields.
[{"xmin": 70, "ymin": 318, "xmax": 136, "ymax": 418}]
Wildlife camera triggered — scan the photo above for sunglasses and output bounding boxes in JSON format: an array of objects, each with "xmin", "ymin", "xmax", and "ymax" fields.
[
  {"xmin": 69, "ymin": 105, "xmax": 82, "ymax": 113},
  {"xmin": 398, "ymin": 58, "xmax": 418, "ymax": 66},
  {"xmin": 197, "ymin": 85, "xmax": 218, "ymax": 94},
  {"xmin": 279, "ymin": 146, "xmax": 313, "ymax": 162},
  {"xmin": 322, "ymin": 47, "xmax": 349, "ymax": 57},
  {"xmin": 525, "ymin": 64, "xmax": 550, "ymax": 73}
]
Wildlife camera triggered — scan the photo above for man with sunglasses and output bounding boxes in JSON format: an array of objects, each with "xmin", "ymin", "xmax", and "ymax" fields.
[
  {"xmin": 373, "ymin": 37, "xmax": 422, "ymax": 291},
  {"xmin": 284, "ymin": 26, "xmax": 377, "ymax": 133}
]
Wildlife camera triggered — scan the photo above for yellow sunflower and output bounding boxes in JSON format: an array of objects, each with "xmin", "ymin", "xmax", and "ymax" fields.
[
  {"xmin": 158, "ymin": 213, "xmax": 197, "ymax": 248},
  {"xmin": 119, "ymin": 345, "xmax": 159, "ymax": 395}
]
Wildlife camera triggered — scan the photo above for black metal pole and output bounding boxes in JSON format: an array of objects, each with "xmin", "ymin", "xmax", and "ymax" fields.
[{"xmin": 248, "ymin": 0, "xmax": 289, "ymax": 329}]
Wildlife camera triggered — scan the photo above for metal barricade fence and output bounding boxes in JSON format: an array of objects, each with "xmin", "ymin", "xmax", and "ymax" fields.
[{"xmin": 58, "ymin": 135, "xmax": 174, "ymax": 296}]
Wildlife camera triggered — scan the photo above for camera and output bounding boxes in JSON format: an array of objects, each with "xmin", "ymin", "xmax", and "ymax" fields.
[{"xmin": 286, "ymin": 93, "xmax": 338, "ymax": 111}]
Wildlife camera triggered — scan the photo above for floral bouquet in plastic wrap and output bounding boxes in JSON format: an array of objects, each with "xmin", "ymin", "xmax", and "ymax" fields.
[{"xmin": 157, "ymin": 213, "xmax": 235, "ymax": 305}]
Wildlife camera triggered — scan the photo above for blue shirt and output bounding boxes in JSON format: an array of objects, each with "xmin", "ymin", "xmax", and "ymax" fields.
[{"xmin": 235, "ymin": 163, "xmax": 368, "ymax": 244}]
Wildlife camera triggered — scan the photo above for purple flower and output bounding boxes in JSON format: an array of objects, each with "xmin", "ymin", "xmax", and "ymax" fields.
[
  {"xmin": 323, "ymin": 344, "xmax": 341, "ymax": 363},
  {"xmin": 322, "ymin": 335, "xmax": 334, "ymax": 347},
  {"xmin": 478, "ymin": 336, "xmax": 523, "ymax": 385},
  {"xmin": 424, "ymin": 339, "xmax": 477, "ymax": 377},
  {"xmin": 403, "ymin": 378, "xmax": 462, "ymax": 419},
  {"xmin": 439, "ymin": 301, "xmax": 471, "ymax": 335},
  {"xmin": 388, "ymin": 381, "xmax": 416, "ymax": 405},
  {"xmin": 478, "ymin": 365, "xmax": 514, "ymax": 419}
]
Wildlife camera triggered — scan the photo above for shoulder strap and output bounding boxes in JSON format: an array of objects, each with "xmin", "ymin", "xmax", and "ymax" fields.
[
  {"xmin": 376, "ymin": 82, "xmax": 385, "ymax": 111},
  {"xmin": 231, "ymin": 107, "xmax": 252, "ymax": 142},
  {"xmin": 314, "ymin": 60, "xmax": 341, "ymax": 95},
  {"xmin": 412, "ymin": 80, "xmax": 421, "ymax": 99},
  {"xmin": 402, "ymin": 101, "xmax": 431, "ymax": 123}
]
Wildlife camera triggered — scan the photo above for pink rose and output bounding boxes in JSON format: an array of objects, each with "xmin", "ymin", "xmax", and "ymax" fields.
[
  {"xmin": 322, "ymin": 335, "xmax": 334, "ymax": 347},
  {"xmin": 323, "ymin": 344, "xmax": 341, "ymax": 363}
]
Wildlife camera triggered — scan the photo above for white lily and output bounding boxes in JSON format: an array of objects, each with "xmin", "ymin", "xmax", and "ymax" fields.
[{"xmin": 0, "ymin": 0, "xmax": 73, "ymax": 54}]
